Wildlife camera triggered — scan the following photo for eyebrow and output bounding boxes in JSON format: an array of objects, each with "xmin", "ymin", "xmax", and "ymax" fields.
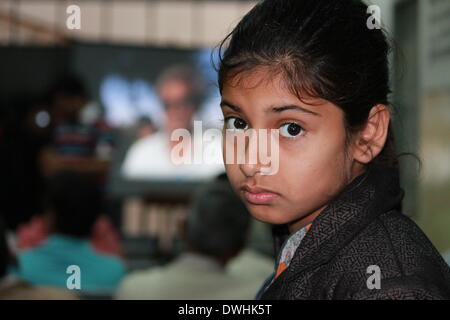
[
  {"xmin": 220, "ymin": 99, "xmax": 321, "ymax": 117},
  {"xmin": 270, "ymin": 105, "xmax": 321, "ymax": 117},
  {"xmin": 220, "ymin": 100, "xmax": 241, "ymax": 112}
]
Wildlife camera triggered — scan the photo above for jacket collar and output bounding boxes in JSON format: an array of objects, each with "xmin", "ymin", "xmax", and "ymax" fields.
[{"xmin": 270, "ymin": 164, "xmax": 404, "ymax": 284}]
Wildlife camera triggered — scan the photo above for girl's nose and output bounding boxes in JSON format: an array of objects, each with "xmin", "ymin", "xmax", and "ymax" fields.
[
  {"xmin": 238, "ymin": 133, "xmax": 262, "ymax": 177},
  {"xmin": 239, "ymin": 162, "xmax": 262, "ymax": 178}
]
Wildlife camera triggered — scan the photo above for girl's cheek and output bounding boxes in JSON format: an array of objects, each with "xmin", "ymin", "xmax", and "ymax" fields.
[
  {"xmin": 224, "ymin": 164, "xmax": 240, "ymax": 180},
  {"xmin": 278, "ymin": 136, "xmax": 308, "ymax": 164}
]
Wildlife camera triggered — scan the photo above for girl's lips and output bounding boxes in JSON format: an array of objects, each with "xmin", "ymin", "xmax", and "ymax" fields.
[{"xmin": 241, "ymin": 185, "xmax": 280, "ymax": 205}]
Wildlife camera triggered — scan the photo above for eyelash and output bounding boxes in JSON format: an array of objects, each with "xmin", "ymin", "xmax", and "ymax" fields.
[
  {"xmin": 222, "ymin": 116, "xmax": 306, "ymax": 139},
  {"xmin": 223, "ymin": 116, "xmax": 248, "ymax": 130},
  {"xmin": 279, "ymin": 122, "xmax": 306, "ymax": 139}
]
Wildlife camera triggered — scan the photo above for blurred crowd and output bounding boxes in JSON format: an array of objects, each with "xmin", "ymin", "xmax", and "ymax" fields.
[
  {"xmin": 0, "ymin": 66, "xmax": 274, "ymax": 300},
  {"xmin": 0, "ymin": 170, "xmax": 273, "ymax": 299}
]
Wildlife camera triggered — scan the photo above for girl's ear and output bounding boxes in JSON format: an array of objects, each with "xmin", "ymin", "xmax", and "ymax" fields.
[{"xmin": 352, "ymin": 104, "xmax": 390, "ymax": 164}]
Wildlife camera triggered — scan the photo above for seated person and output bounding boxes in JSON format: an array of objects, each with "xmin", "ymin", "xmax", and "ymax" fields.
[
  {"xmin": 16, "ymin": 212, "xmax": 123, "ymax": 258},
  {"xmin": 39, "ymin": 75, "xmax": 113, "ymax": 178},
  {"xmin": 12, "ymin": 171, "xmax": 126, "ymax": 292},
  {"xmin": 115, "ymin": 173, "xmax": 273, "ymax": 300},
  {"xmin": 0, "ymin": 218, "xmax": 77, "ymax": 300}
]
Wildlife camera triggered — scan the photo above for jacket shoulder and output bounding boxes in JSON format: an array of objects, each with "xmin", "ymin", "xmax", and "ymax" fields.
[
  {"xmin": 377, "ymin": 210, "xmax": 450, "ymax": 278},
  {"xmin": 324, "ymin": 210, "xmax": 450, "ymax": 299}
]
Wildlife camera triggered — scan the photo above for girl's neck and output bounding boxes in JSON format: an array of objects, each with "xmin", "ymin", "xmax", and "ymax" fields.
[{"xmin": 288, "ymin": 205, "xmax": 326, "ymax": 233}]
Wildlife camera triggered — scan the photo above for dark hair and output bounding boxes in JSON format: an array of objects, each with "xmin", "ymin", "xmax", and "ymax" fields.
[
  {"xmin": 50, "ymin": 74, "xmax": 87, "ymax": 99},
  {"xmin": 217, "ymin": 0, "xmax": 398, "ymax": 168},
  {"xmin": 45, "ymin": 171, "xmax": 102, "ymax": 238},
  {"xmin": 186, "ymin": 173, "xmax": 250, "ymax": 257}
]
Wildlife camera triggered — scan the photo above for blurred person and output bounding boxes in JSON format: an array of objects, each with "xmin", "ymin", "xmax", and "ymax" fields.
[
  {"xmin": 12, "ymin": 171, "xmax": 126, "ymax": 292},
  {"xmin": 15, "ymin": 211, "xmax": 123, "ymax": 258},
  {"xmin": 39, "ymin": 75, "xmax": 113, "ymax": 178},
  {"xmin": 25, "ymin": 75, "xmax": 122, "ymax": 257},
  {"xmin": 115, "ymin": 173, "xmax": 273, "ymax": 300},
  {"xmin": 0, "ymin": 218, "xmax": 77, "ymax": 300},
  {"xmin": 121, "ymin": 65, "xmax": 224, "ymax": 180}
]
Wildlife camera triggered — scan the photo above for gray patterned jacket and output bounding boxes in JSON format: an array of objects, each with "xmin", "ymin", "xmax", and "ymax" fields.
[{"xmin": 261, "ymin": 165, "xmax": 450, "ymax": 300}]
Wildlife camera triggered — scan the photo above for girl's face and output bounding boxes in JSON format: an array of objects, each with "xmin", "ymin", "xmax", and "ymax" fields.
[{"xmin": 221, "ymin": 69, "xmax": 365, "ymax": 232}]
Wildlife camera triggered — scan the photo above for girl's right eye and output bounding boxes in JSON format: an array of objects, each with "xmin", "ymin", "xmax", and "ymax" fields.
[{"xmin": 225, "ymin": 117, "xmax": 248, "ymax": 130}]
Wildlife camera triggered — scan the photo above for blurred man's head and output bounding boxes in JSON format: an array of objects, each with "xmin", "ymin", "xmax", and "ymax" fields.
[
  {"xmin": 156, "ymin": 65, "xmax": 204, "ymax": 133},
  {"xmin": 45, "ymin": 170, "xmax": 102, "ymax": 238},
  {"xmin": 184, "ymin": 173, "xmax": 251, "ymax": 265},
  {"xmin": 50, "ymin": 75, "xmax": 88, "ymax": 124}
]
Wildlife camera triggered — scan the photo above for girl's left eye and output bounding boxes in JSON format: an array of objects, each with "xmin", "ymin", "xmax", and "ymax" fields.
[{"xmin": 279, "ymin": 122, "xmax": 305, "ymax": 138}]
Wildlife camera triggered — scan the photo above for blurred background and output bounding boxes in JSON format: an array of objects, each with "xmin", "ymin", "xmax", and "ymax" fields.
[{"xmin": 0, "ymin": 0, "xmax": 448, "ymax": 299}]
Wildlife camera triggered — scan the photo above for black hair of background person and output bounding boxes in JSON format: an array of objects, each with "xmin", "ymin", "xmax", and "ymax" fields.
[
  {"xmin": 186, "ymin": 172, "xmax": 251, "ymax": 257},
  {"xmin": 45, "ymin": 170, "xmax": 103, "ymax": 238},
  {"xmin": 48, "ymin": 74, "xmax": 89, "ymax": 101}
]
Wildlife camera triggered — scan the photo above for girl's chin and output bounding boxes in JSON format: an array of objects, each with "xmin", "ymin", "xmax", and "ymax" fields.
[{"xmin": 248, "ymin": 208, "xmax": 291, "ymax": 225}]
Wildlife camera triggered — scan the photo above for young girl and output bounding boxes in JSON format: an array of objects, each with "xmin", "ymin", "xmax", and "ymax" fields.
[{"xmin": 217, "ymin": 0, "xmax": 450, "ymax": 299}]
